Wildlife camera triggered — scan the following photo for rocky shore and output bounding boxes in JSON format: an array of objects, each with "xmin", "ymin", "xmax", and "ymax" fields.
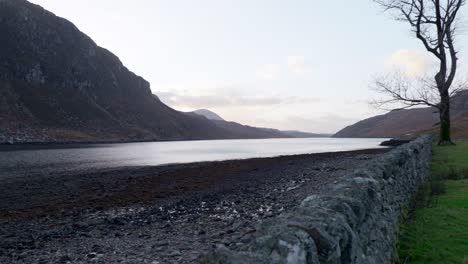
[{"xmin": 0, "ymin": 149, "xmax": 388, "ymax": 263}]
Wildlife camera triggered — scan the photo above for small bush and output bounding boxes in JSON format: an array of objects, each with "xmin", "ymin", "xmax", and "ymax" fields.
[
  {"xmin": 459, "ymin": 168, "xmax": 468, "ymax": 179},
  {"xmin": 410, "ymin": 183, "xmax": 431, "ymax": 209},
  {"xmin": 435, "ymin": 166, "xmax": 467, "ymax": 180},
  {"xmin": 437, "ymin": 166, "xmax": 468, "ymax": 181},
  {"xmin": 437, "ymin": 156, "xmax": 449, "ymax": 164},
  {"xmin": 446, "ymin": 166, "xmax": 460, "ymax": 180},
  {"xmin": 431, "ymin": 172, "xmax": 445, "ymax": 181},
  {"xmin": 430, "ymin": 180, "xmax": 446, "ymax": 196}
]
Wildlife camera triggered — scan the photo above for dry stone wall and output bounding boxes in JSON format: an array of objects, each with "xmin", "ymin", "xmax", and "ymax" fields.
[{"xmin": 201, "ymin": 135, "xmax": 433, "ymax": 264}]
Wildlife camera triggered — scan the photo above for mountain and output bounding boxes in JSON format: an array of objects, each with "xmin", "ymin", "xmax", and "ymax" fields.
[
  {"xmin": 281, "ymin": 130, "xmax": 331, "ymax": 138},
  {"xmin": 192, "ymin": 109, "xmax": 224, "ymax": 121},
  {"xmin": 334, "ymin": 90, "xmax": 468, "ymax": 138},
  {"xmin": 192, "ymin": 109, "xmax": 330, "ymax": 138},
  {"xmin": 0, "ymin": 0, "xmax": 293, "ymax": 144}
]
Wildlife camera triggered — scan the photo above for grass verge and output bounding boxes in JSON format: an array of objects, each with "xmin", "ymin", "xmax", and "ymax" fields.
[{"xmin": 397, "ymin": 141, "xmax": 468, "ymax": 264}]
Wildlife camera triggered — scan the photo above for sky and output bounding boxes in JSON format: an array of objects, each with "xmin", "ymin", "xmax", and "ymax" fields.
[{"xmin": 29, "ymin": 0, "xmax": 468, "ymax": 133}]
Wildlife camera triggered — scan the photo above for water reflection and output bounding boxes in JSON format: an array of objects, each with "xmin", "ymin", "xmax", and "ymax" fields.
[{"xmin": 0, "ymin": 138, "xmax": 387, "ymax": 177}]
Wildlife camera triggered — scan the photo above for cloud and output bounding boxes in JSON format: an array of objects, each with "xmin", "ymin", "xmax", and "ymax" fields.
[
  {"xmin": 256, "ymin": 56, "xmax": 313, "ymax": 80},
  {"xmin": 387, "ymin": 49, "xmax": 432, "ymax": 77},
  {"xmin": 287, "ymin": 56, "xmax": 313, "ymax": 75},
  {"xmin": 256, "ymin": 63, "xmax": 281, "ymax": 80},
  {"xmin": 157, "ymin": 91, "xmax": 320, "ymax": 110}
]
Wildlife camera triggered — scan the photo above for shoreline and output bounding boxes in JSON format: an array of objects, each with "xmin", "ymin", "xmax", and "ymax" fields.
[
  {"xmin": 0, "ymin": 136, "xmax": 390, "ymax": 149},
  {"xmin": 0, "ymin": 148, "xmax": 389, "ymax": 263}
]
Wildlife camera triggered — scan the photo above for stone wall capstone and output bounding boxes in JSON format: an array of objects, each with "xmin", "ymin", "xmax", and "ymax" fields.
[{"xmin": 201, "ymin": 135, "xmax": 433, "ymax": 264}]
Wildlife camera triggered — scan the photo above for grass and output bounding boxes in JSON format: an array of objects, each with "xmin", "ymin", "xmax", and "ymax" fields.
[
  {"xmin": 398, "ymin": 142, "xmax": 468, "ymax": 264},
  {"xmin": 432, "ymin": 141, "xmax": 468, "ymax": 178}
]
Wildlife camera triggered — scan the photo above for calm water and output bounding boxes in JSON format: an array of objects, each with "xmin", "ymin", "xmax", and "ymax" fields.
[{"xmin": 0, "ymin": 138, "xmax": 387, "ymax": 177}]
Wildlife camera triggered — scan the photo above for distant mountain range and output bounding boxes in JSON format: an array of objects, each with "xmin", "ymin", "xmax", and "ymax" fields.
[
  {"xmin": 334, "ymin": 90, "xmax": 468, "ymax": 138},
  {"xmin": 192, "ymin": 109, "xmax": 225, "ymax": 121},
  {"xmin": 0, "ymin": 0, "xmax": 325, "ymax": 144},
  {"xmin": 190, "ymin": 109, "xmax": 330, "ymax": 138}
]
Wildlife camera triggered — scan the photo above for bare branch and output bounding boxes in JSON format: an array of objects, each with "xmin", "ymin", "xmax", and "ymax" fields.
[{"xmin": 371, "ymin": 70, "xmax": 440, "ymax": 110}]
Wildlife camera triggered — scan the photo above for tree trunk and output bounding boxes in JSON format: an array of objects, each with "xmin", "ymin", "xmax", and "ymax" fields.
[{"xmin": 438, "ymin": 91, "xmax": 454, "ymax": 145}]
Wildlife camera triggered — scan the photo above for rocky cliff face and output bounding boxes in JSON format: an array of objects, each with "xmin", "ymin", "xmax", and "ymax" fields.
[
  {"xmin": 334, "ymin": 90, "xmax": 468, "ymax": 138},
  {"xmin": 0, "ymin": 0, "xmax": 291, "ymax": 143}
]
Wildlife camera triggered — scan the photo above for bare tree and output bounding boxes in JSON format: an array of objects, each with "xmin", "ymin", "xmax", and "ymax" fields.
[{"xmin": 373, "ymin": 0, "xmax": 466, "ymax": 145}]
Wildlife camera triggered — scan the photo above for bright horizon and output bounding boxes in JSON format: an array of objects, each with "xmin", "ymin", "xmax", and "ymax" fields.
[{"xmin": 28, "ymin": 0, "xmax": 468, "ymax": 133}]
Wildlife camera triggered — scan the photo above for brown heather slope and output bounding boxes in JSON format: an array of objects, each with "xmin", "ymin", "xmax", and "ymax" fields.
[{"xmin": 334, "ymin": 90, "xmax": 468, "ymax": 139}]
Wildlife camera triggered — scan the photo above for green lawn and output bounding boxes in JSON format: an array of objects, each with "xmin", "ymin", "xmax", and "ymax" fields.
[{"xmin": 398, "ymin": 142, "xmax": 468, "ymax": 264}]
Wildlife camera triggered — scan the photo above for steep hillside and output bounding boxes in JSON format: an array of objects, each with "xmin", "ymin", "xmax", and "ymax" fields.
[
  {"xmin": 0, "ymin": 0, "xmax": 289, "ymax": 143},
  {"xmin": 334, "ymin": 90, "xmax": 468, "ymax": 138}
]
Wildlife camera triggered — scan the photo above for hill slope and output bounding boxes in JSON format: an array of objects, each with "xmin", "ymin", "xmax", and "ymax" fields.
[
  {"xmin": 334, "ymin": 90, "xmax": 468, "ymax": 138},
  {"xmin": 0, "ymin": 0, "xmax": 290, "ymax": 143}
]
